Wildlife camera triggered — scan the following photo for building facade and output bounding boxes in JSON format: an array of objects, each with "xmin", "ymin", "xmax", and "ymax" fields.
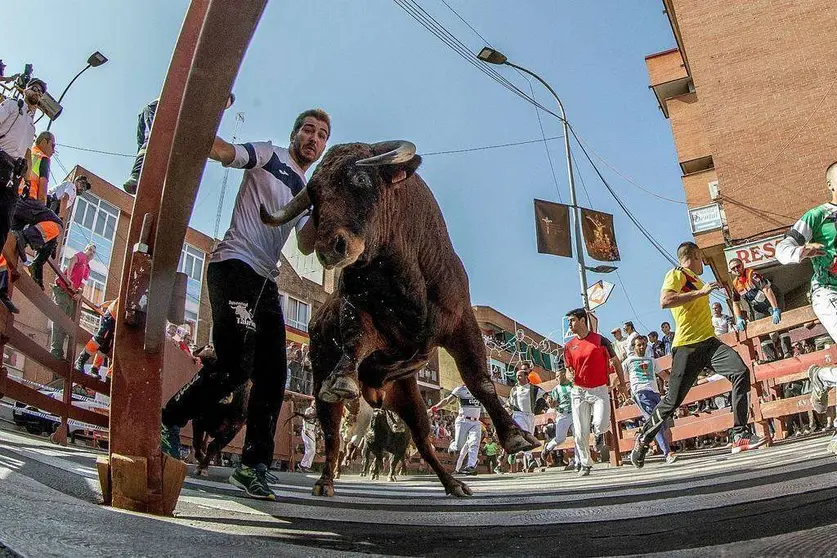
[{"xmin": 645, "ymin": 0, "xmax": 837, "ymax": 312}]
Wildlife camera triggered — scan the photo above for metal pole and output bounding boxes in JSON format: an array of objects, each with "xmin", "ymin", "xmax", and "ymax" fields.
[
  {"xmin": 505, "ymin": 62, "xmax": 590, "ymax": 309},
  {"xmin": 46, "ymin": 64, "xmax": 91, "ymax": 131}
]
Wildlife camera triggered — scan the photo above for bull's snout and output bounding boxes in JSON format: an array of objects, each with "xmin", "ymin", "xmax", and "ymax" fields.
[{"xmin": 316, "ymin": 230, "xmax": 364, "ymax": 269}]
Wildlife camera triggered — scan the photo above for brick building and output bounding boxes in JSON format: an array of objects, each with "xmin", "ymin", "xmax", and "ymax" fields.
[
  {"xmin": 437, "ymin": 305, "xmax": 561, "ymax": 401},
  {"xmin": 5, "ymin": 164, "xmax": 335, "ymax": 389},
  {"xmin": 645, "ymin": 0, "xmax": 837, "ymax": 312}
]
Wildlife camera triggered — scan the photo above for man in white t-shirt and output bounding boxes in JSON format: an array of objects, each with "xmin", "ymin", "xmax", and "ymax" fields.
[
  {"xmin": 508, "ymin": 363, "xmax": 547, "ymax": 472},
  {"xmin": 432, "ymin": 384, "xmax": 483, "ymax": 475},
  {"xmin": 300, "ymin": 399, "xmax": 318, "ymax": 472},
  {"xmin": 623, "ymin": 335, "xmax": 676, "ymax": 464},
  {"xmin": 47, "ymin": 174, "xmax": 90, "ymax": 214},
  {"xmin": 162, "ymin": 109, "xmax": 330, "ymax": 501},
  {"xmin": 711, "ymin": 302, "xmax": 733, "ymax": 336}
]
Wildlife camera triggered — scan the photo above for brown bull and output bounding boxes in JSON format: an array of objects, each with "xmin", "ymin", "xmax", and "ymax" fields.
[{"xmin": 261, "ymin": 140, "xmax": 538, "ymax": 497}]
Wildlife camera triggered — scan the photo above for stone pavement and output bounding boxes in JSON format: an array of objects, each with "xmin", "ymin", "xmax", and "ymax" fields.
[{"xmin": 1, "ymin": 425, "xmax": 836, "ymax": 557}]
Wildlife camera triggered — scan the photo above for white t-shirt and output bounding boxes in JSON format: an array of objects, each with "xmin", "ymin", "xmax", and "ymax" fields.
[
  {"xmin": 212, "ymin": 142, "xmax": 309, "ymax": 278},
  {"xmin": 302, "ymin": 405, "xmax": 317, "ymax": 433},
  {"xmin": 712, "ymin": 314, "xmax": 731, "ymax": 335},
  {"xmin": 0, "ymin": 99, "xmax": 36, "ymax": 159},
  {"xmin": 48, "ymin": 181, "xmax": 78, "ymax": 209},
  {"xmin": 450, "ymin": 385, "xmax": 481, "ymax": 420},
  {"xmin": 509, "ymin": 384, "xmax": 543, "ymax": 415},
  {"xmin": 623, "ymin": 355, "xmax": 660, "ymax": 395}
]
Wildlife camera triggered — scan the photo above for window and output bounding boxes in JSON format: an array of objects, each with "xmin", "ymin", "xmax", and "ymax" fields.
[
  {"xmin": 286, "ymin": 297, "xmax": 310, "ymax": 332},
  {"xmin": 178, "ymin": 244, "xmax": 205, "ymax": 327},
  {"xmin": 67, "ymin": 192, "xmax": 120, "ymax": 267}
]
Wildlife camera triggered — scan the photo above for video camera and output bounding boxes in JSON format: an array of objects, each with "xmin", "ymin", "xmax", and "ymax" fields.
[{"xmin": 0, "ymin": 61, "xmax": 62, "ymax": 121}]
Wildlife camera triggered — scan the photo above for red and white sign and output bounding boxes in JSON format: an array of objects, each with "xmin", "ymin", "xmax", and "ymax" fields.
[{"xmin": 723, "ymin": 235, "xmax": 783, "ymax": 270}]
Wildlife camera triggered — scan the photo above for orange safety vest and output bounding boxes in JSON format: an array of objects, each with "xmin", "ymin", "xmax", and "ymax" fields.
[{"xmin": 23, "ymin": 145, "xmax": 49, "ymax": 200}]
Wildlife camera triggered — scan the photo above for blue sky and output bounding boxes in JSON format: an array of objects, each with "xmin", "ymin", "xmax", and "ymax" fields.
[{"xmin": 5, "ymin": 1, "xmax": 698, "ymax": 341}]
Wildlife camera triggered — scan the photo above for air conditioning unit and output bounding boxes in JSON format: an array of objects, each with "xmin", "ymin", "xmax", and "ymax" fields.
[{"xmin": 708, "ymin": 180, "xmax": 720, "ymax": 201}]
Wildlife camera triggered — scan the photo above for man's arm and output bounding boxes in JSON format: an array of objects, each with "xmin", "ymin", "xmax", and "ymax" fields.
[
  {"xmin": 431, "ymin": 392, "xmax": 456, "ymax": 413},
  {"xmin": 776, "ymin": 215, "xmax": 826, "ymax": 264},
  {"xmin": 209, "ymin": 136, "xmax": 235, "ymax": 166},
  {"xmin": 660, "ymin": 282, "xmax": 719, "ymax": 309}
]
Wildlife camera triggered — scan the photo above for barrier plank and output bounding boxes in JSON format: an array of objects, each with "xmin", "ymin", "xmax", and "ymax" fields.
[
  {"xmin": 3, "ymin": 377, "xmax": 108, "ymax": 428},
  {"xmin": 760, "ymin": 392, "xmax": 837, "ymax": 420}
]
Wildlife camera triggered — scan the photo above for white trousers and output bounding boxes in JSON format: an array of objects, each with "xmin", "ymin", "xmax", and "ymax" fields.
[
  {"xmin": 512, "ymin": 411, "xmax": 536, "ymax": 462},
  {"xmin": 810, "ymin": 286, "xmax": 837, "ymax": 389},
  {"xmin": 571, "ymin": 385, "xmax": 611, "ymax": 468},
  {"xmin": 450, "ymin": 417, "xmax": 481, "ymax": 469},
  {"xmin": 301, "ymin": 428, "xmax": 316, "ymax": 468}
]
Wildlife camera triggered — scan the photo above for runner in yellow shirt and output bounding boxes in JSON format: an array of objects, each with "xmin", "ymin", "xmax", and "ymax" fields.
[{"xmin": 630, "ymin": 242, "xmax": 765, "ymax": 468}]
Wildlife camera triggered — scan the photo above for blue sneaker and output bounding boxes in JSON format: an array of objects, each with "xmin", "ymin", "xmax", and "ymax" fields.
[{"xmin": 161, "ymin": 423, "xmax": 181, "ymax": 459}]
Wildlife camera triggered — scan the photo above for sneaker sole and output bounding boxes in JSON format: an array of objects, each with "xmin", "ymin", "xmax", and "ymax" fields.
[
  {"xmin": 229, "ymin": 475, "xmax": 276, "ymax": 501},
  {"xmin": 731, "ymin": 439, "xmax": 767, "ymax": 454}
]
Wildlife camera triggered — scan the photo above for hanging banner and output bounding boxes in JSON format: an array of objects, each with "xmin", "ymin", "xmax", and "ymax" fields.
[
  {"xmin": 534, "ymin": 199, "xmax": 572, "ymax": 258},
  {"xmin": 581, "ymin": 208, "xmax": 621, "ymax": 262},
  {"xmin": 587, "ymin": 280, "xmax": 615, "ymax": 310}
]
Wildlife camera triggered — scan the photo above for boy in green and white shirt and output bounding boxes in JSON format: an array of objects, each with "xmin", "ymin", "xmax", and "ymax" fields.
[
  {"xmin": 544, "ymin": 368, "xmax": 577, "ymax": 467},
  {"xmin": 776, "ymin": 162, "xmax": 837, "ymax": 455}
]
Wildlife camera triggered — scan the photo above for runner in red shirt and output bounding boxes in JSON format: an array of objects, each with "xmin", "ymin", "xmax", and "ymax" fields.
[{"xmin": 562, "ymin": 308, "xmax": 622, "ymax": 476}]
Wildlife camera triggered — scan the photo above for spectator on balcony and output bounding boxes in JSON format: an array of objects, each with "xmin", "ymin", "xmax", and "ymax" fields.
[
  {"xmin": 50, "ymin": 243, "xmax": 95, "ymax": 359},
  {"xmin": 660, "ymin": 322, "xmax": 675, "ymax": 355},
  {"xmin": 630, "ymin": 242, "xmax": 765, "ymax": 469},
  {"xmin": 711, "ymin": 302, "xmax": 734, "ymax": 336},
  {"xmin": 623, "ymin": 321, "xmax": 640, "ymax": 355},
  {"xmin": 610, "ymin": 327, "xmax": 629, "ymax": 364},
  {"xmin": 508, "ymin": 363, "xmax": 547, "ymax": 473},
  {"xmin": 648, "ymin": 331, "xmax": 665, "ymax": 359},
  {"xmin": 563, "ymin": 308, "xmax": 622, "ymax": 476}
]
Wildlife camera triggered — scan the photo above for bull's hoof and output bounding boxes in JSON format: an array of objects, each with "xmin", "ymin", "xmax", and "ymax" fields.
[
  {"xmin": 312, "ymin": 479, "xmax": 335, "ymax": 497},
  {"xmin": 445, "ymin": 479, "xmax": 473, "ymax": 497},
  {"xmin": 319, "ymin": 374, "xmax": 360, "ymax": 403},
  {"xmin": 500, "ymin": 427, "xmax": 539, "ymax": 454}
]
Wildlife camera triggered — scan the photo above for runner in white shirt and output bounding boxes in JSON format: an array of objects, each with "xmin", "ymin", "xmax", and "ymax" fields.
[
  {"xmin": 432, "ymin": 384, "xmax": 483, "ymax": 474},
  {"xmin": 508, "ymin": 363, "xmax": 547, "ymax": 472},
  {"xmin": 162, "ymin": 109, "xmax": 331, "ymax": 501},
  {"xmin": 300, "ymin": 400, "xmax": 318, "ymax": 472}
]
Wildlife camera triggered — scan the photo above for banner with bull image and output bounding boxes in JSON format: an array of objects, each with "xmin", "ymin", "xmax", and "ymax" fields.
[
  {"xmin": 534, "ymin": 199, "xmax": 572, "ymax": 258},
  {"xmin": 581, "ymin": 208, "xmax": 621, "ymax": 262}
]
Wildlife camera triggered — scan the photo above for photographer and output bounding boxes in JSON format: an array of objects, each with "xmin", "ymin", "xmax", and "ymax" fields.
[
  {"xmin": 11, "ymin": 131, "xmax": 64, "ymax": 289},
  {"xmin": 0, "ymin": 78, "xmax": 45, "ymax": 296}
]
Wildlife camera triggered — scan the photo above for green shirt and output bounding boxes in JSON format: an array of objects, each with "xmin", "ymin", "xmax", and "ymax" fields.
[
  {"xmin": 550, "ymin": 382, "xmax": 573, "ymax": 415},
  {"xmin": 483, "ymin": 441, "xmax": 498, "ymax": 456},
  {"xmin": 779, "ymin": 203, "xmax": 837, "ymax": 289}
]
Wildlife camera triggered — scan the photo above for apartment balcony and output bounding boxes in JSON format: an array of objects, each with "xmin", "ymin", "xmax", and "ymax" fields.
[{"xmin": 645, "ymin": 48, "xmax": 691, "ymax": 118}]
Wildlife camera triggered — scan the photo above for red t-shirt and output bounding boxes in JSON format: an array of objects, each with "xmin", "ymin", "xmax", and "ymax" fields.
[{"xmin": 563, "ymin": 332, "xmax": 616, "ymax": 389}]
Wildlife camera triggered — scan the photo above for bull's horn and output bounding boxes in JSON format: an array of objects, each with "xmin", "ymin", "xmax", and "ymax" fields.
[
  {"xmin": 259, "ymin": 186, "xmax": 311, "ymax": 227},
  {"xmin": 355, "ymin": 140, "xmax": 416, "ymax": 167}
]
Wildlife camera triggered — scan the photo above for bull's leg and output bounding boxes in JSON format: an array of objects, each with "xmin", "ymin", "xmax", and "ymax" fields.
[
  {"xmin": 372, "ymin": 453, "xmax": 382, "ymax": 480},
  {"xmin": 311, "ymin": 398, "xmax": 344, "ymax": 497},
  {"xmin": 319, "ymin": 304, "xmax": 383, "ymax": 403},
  {"xmin": 443, "ymin": 320, "xmax": 538, "ymax": 455},
  {"xmin": 388, "ymin": 452, "xmax": 398, "ymax": 482},
  {"xmin": 387, "ymin": 377, "xmax": 472, "ymax": 497}
]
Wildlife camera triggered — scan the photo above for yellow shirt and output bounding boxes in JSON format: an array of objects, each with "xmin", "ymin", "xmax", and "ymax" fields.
[{"xmin": 661, "ymin": 267, "xmax": 715, "ymax": 347}]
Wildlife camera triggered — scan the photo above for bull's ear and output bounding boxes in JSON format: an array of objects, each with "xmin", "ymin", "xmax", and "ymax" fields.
[{"xmin": 381, "ymin": 155, "xmax": 422, "ymax": 186}]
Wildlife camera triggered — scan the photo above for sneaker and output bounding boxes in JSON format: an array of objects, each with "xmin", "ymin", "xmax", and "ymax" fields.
[
  {"xmin": 229, "ymin": 464, "xmax": 276, "ymax": 501},
  {"xmin": 827, "ymin": 436, "xmax": 837, "ymax": 456},
  {"xmin": 123, "ymin": 177, "xmax": 138, "ymax": 195},
  {"xmin": 297, "ymin": 466, "xmax": 312, "ymax": 473},
  {"xmin": 160, "ymin": 423, "xmax": 181, "ymax": 459},
  {"xmin": 665, "ymin": 453, "xmax": 678, "ymax": 465},
  {"xmin": 630, "ymin": 436, "xmax": 649, "ymax": 469},
  {"xmin": 578, "ymin": 466, "xmax": 591, "ymax": 477},
  {"xmin": 731, "ymin": 433, "xmax": 766, "ymax": 454},
  {"xmin": 808, "ymin": 365, "xmax": 829, "ymax": 414},
  {"xmin": 461, "ymin": 466, "xmax": 478, "ymax": 476}
]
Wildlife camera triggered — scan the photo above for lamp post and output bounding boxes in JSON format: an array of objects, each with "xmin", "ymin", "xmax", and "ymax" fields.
[
  {"xmin": 46, "ymin": 51, "xmax": 108, "ymax": 131},
  {"xmin": 478, "ymin": 47, "xmax": 591, "ymax": 309}
]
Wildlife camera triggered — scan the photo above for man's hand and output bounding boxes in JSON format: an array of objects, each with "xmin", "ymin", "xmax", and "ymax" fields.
[
  {"xmin": 800, "ymin": 243, "xmax": 826, "ymax": 259},
  {"xmin": 772, "ymin": 308, "xmax": 782, "ymax": 324},
  {"xmin": 700, "ymin": 281, "xmax": 721, "ymax": 295}
]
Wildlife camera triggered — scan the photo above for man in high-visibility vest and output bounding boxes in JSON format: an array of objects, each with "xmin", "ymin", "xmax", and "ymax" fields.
[{"xmin": 11, "ymin": 131, "xmax": 63, "ymax": 289}]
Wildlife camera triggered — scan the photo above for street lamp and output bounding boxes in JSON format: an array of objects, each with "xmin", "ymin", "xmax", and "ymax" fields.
[
  {"xmin": 586, "ymin": 265, "xmax": 618, "ymax": 274},
  {"xmin": 478, "ymin": 47, "xmax": 591, "ymax": 309},
  {"xmin": 46, "ymin": 51, "xmax": 108, "ymax": 130}
]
